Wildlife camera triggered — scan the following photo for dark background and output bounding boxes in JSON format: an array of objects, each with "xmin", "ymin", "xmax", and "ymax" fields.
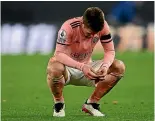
[{"xmin": 2, "ymin": 1, "xmax": 154, "ymax": 25}]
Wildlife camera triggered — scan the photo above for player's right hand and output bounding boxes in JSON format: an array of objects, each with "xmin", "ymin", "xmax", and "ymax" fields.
[{"xmin": 82, "ymin": 64, "xmax": 98, "ymax": 80}]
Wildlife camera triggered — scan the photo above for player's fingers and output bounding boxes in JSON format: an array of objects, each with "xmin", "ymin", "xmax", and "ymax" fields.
[
  {"xmin": 89, "ymin": 71, "xmax": 98, "ymax": 78},
  {"xmin": 85, "ymin": 75, "xmax": 94, "ymax": 80},
  {"xmin": 96, "ymin": 69, "xmax": 103, "ymax": 75},
  {"xmin": 90, "ymin": 68, "xmax": 97, "ymax": 74},
  {"xmin": 98, "ymin": 72, "xmax": 107, "ymax": 79},
  {"xmin": 98, "ymin": 74, "xmax": 106, "ymax": 79},
  {"xmin": 86, "ymin": 73, "xmax": 98, "ymax": 80}
]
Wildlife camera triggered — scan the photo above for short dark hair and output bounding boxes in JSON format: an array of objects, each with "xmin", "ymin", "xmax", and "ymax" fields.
[{"xmin": 83, "ymin": 7, "xmax": 104, "ymax": 32}]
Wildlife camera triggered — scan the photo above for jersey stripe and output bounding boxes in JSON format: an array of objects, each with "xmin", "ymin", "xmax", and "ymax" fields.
[
  {"xmin": 57, "ymin": 42, "xmax": 70, "ymax": 45},
  {"xmin": 101, "ymin": 39, "xmax": 113, "ymax": 43},
  {"xmin": 70, "ymin": 21, "xmax": 81, "ymax": 28},
  {"xmin": 70, "ymin": 21, "xmax": 80, "ymax": 26},
  {"xmin": 70, "ymin": 22, "xmax": 80, "ymax": 26},
  {"xmin": 72, "ymin": 24, "xmax": 80, "ymax": 28}
]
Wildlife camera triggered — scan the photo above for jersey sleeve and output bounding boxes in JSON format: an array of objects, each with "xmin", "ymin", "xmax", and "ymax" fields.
[
  {"xmin": 57, "ymin": 21, "xmax": 73, "ymax": 45},
  {"xmin": 54, "ymin": 20, "xmax": 85, "ymax": 71},
  {"xmin": 99, "ymin": 20, "xmax": 113, "ymax": 43},
  {"xmin": 99, "ymin": 21, "xmax": 115, "ymax": 68}
]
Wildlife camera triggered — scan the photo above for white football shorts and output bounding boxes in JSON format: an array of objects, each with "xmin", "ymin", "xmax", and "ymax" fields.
[{"xmin": 65, "ymin": 60, "xmax": 103, "ymax": 87}]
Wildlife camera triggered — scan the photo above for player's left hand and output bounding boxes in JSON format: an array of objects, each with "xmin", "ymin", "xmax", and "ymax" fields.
[{"xmin": 96, "ymin": 66, "xmax": 108, "ymax": 80}]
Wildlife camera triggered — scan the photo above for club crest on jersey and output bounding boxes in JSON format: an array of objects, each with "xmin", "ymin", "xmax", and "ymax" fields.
[
  {"xmin": 92, "ymin": 36, "xmax": 99, "ymax": 43},
  {"xmin": 57, "ymin": 29, "xmax": 67, "ymax": 43}
]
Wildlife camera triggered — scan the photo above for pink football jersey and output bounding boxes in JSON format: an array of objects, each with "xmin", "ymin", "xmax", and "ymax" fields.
[{"xmin": 52, "ymin": 17, "xmax": 115, "ymax": 70}]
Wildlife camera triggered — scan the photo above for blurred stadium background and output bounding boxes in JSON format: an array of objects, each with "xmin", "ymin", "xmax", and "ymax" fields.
[
  {"xmin": 1, "ymin": 1, "xmax": 154, "ymax": 121},
  {"xmin": 1, "ymin": 1, "xmax": 154, "ymax": 54}
]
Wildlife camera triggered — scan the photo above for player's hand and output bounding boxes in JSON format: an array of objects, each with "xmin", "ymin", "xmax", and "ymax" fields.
[
  {"xmin": 96, "ymin": 66, "xmax": 108, "ymax": 80},
  {"xmin": 82, "ymin": 64, "xmax": 98, "ymax": 80}
]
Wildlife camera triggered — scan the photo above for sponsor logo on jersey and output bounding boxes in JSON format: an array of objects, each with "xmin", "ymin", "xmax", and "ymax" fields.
[{"xmin": 70, "ymin": 51, "xmax": 92, "ymax": 60}]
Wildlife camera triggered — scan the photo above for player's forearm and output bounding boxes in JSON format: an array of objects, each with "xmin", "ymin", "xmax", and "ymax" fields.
[
  {"xmin": 102, "ymin": 50, "xmax": 115, "ymax": 68},
  {"xmin": 55, "ymin": 52, "xmax": 85, "ymax": 71},
  {"xmin": 102, "ymin": 41, "xmax": 115, "ymax": 68}
]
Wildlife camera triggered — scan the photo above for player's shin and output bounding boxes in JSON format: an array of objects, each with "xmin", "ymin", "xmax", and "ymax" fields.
[
  {"xmin": 47, "ymin": 74, "xmax": 65, "ymax": 103},
  {"xmin": 88, "ymin": 73, "xmax": 123, "ymax": 103}
]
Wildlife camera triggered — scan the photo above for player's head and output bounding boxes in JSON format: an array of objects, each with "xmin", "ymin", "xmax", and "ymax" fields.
[{"xmin": 83, "ymin": 7, "xmax": 104, "ymax": 33}]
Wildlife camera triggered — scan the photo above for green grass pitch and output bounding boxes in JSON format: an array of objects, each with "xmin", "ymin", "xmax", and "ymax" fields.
[{"xmin": 1, "ymin": 52, "xmax": 154, "ymax": 121}]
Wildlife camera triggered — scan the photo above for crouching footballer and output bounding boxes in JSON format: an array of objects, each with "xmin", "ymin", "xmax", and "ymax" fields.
[{"xmin": 46, "ymin": 7, "xmax": 125, "ymax": 117}]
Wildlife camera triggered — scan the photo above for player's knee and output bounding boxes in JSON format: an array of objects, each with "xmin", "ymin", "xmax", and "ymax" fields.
[
  {"xmin": 47, "ymin": 61, "xmax": 65, "ymax": 78},
  {"xmin": 111, "ymin": 59, "xmax": 126, "ymax": 75}
]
